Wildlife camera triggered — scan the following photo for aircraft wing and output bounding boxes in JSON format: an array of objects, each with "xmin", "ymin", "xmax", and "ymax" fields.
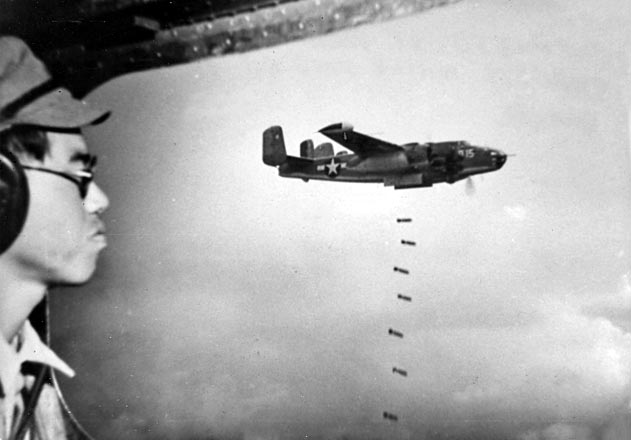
[
  {"xmin": 0, "ymin": 0, "xmax": 463, "ymax": 96},
  {"xmin": 319, "ymin": 123, "xmax": 403, "ymax": 156}
]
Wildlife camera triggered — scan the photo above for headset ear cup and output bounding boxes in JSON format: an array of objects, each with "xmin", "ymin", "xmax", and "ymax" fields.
[{"xmin": 0, "ymin": 149, "xmax": 29, "ymax": 255}]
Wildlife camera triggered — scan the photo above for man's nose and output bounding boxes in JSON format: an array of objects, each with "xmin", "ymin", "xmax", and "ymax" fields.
[{"xmin": 83, "ymin": 182, "xmax": 109, "ymax": 213}]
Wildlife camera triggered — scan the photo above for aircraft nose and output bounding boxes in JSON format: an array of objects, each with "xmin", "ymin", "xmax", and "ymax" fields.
[{"xmin": 492, "ymin": 150, "xmax": 507, "ymax": 169}]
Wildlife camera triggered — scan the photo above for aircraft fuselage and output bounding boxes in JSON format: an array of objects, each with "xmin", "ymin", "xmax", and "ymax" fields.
[
  {"xmin": 279, "ymin": 143, "xmax": 505, "ymax": 189},
  {"xmin": 263, "ymin": 124, "xmax": 507, "ymax": 190}
]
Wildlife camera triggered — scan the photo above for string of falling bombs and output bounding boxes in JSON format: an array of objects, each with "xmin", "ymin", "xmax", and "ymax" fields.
[{"xmin": 383, "ymin": 217, "xmax": 416, "ymax": 423}]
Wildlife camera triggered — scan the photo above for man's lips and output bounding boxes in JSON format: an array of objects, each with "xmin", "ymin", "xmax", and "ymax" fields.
[
  {"xmin": 91, "ymin": 222, "xmax": 107, "ymax": 239},
  {"xmin": 91, "ymin": 232, "xmax": 107, "ymax": 247}
]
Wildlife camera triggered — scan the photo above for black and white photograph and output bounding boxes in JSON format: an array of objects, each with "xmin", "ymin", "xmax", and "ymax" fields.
[{"xmin": 1, "ymin": 0, "xmax": 629, "ymax": 439}]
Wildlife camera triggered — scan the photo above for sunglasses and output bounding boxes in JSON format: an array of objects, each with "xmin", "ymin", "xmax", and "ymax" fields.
[{"xmin": 21, "ymin": 155, "xmax": 97, "ymax": 199}]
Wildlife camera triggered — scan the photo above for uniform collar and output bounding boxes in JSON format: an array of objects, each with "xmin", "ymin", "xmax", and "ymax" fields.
[{"xmin": 0, "ymin": 320, "xmax": 75, "ymax": 397}]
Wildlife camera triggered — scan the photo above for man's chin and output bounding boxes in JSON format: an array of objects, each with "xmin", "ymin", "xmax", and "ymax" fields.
[
  {"xmin": 51, "ymin": 277, "xmax": 93, "ymax": 288},
  {"xmin": 49, "ymin": 263, "xmax": 98, "ymax": 287}
]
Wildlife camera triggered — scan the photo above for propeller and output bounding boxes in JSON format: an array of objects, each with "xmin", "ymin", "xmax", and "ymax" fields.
[{"xmin": 465, "ymin": 176, "xmax": 476, "ymax": 196}]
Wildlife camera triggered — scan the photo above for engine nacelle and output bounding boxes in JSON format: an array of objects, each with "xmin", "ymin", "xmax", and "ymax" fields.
[
  {"xmin": 319, "ymin": 122, "xmax": 354, "ymax": 133},
  {"xmin": 404, "ymin": 143, "xmax": 428, "ymax": 165},
  {"xmin": 427, "ymin": 141, "xmax": 459, "ymax": 161}
]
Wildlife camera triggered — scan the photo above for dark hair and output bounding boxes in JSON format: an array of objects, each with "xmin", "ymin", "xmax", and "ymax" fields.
[{"xmin": 0, "ymin": 125, "xmax": 50, "ymax": 161}]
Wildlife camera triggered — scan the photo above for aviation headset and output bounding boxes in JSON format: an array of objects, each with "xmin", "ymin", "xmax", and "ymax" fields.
[
  {"xmin": 0, "ymin": 138, "xmax": 30, "ymax": 255},
  {"xmin": 0, "ymin": 79, "xmax": 63, "ymax": 256}
]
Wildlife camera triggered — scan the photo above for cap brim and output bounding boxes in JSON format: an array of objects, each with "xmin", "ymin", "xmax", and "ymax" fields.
[{"xmin": 11, "ymin": 87, "xmax": 110, "ymax": 130}]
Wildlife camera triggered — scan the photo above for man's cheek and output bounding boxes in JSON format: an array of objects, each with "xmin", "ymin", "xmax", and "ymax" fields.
[{"xmin": 31, "ymin": 199, "xmax": 86, "ymax": 245}]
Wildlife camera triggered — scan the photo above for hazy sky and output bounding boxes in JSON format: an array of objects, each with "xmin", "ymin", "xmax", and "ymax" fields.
[{"xmin": 51, "ymin": 1, "xmax": 630, "ymax": 439}]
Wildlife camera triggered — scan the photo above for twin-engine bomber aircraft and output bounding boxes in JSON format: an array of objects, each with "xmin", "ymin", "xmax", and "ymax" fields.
[{"xmin": 263, "ymin": 123, "xmax": 507, "ymax": 189}]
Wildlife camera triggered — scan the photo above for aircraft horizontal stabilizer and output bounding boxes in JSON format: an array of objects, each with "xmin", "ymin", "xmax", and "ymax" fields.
[{"xmin": 286, "ymin": 156, "xmax": 314, "ymax": 166}]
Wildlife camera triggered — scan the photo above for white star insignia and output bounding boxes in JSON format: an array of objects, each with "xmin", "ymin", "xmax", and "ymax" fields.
[{"xmin": 325, "ymin": 158, "xmax": 340, "ymax": 176}]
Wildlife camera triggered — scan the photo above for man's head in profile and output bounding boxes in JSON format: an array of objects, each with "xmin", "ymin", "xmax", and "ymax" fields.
[
  {"xmin": 0, "ymin": 35, "xmax": 112, "ymax": 439},
  {"xmin": 0, "ymin": 38, "xmax": 109, "ymax": 294},
  {"xmin": 0, "ymin": 35, "xmax": 110, "ymax": 340}
]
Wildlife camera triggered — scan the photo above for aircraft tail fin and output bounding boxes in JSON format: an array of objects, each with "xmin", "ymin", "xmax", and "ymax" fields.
[
  {"xmin": 263, "ymin": 126, "xmax": 288, "ymax": 166},
  {"xmin": 314, "ymin": 142, "xmax": 334, "ymax": 158}
]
